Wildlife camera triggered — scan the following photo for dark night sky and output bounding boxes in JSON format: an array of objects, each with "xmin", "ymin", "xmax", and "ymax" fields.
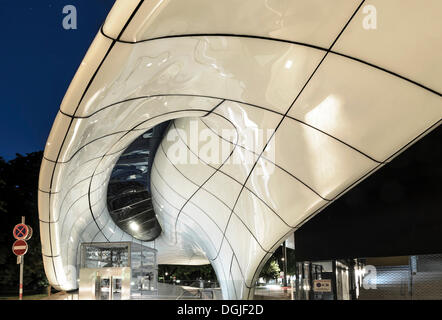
[{"xmin": 0, "ymin": 1, "xmax": 115, "ymax": 160}]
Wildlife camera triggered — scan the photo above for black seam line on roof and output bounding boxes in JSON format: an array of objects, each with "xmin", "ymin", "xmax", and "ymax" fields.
[
  {"xmin": 223, "ymin": 237, "xmax": 253, "ymax": 289},
  {"xmin": 40, "ymin": 144, "xmax": 130, "ymax": 201},
  {"xmin": 151, "ymin": 162, "xmax": 230, "ymax": 258},
  {"xmin": 88, "ymin": 206, "xmax": 110, "ymax": 243},
  {"xmin": 61, "ymin": 182, "xmax": 107, "ymax": 237},
  {"xmin": 85, "ymin": 110, "xmax": 213, "ymax": 246},
  {"xmin": 229, "ymin": 256, "xmax": 245, "ymax": 297},
  {"xmin": 170, "ymin": 115, "xmax": 330, "ymax": 208},
  {"xmin": 164, "ymin": 118, "xmax": 316, "ymax": 238},
  {"xmin": 57, "ymin": 170, "xmax": 108, "ymax": 223},
  {"xmin": 245, "ymin": 157, "xmax": 381, "ymax": 290},
  {"xmin": 43, "ymin": 1, "xmax": 145, "ymax": 287},
  {"xmin": 44, "ymin": 108, "xmax": 210, "ymax": 164},
  {"xmin": 150, "ymin": 183, "xmax": 219, "ymax": 261},
  {"xmin": 250, "ymin": 4, "xmax": 372, "ymax": 296},
  {"xmin": 229, "ymin": 255, "xmax": 238, "ymax": 300},
  {"xmin": 329, "ymin": 50, "xmax": 441, "ymax": 97},
  {"xmin": 65, "ymin": 203, "xmax": 107, "ymax": 262},
  {"xmin": 328, "ymin": 0, "xmax": 365, "ymax": 50},
  {"xmin": 158, "ymin": 140, "xmax": 272, "ymax": 256},
  {"xmin": 39, "ymin": 189, "xmax": 100, "ymax": 226},
  {"xmin": 48, "ymin": 116, "xmax": 438, "ymax": 230},
  {"xmin": 151, "ymin": 160, "xmax": 251, "ymax": 289},
  {"xmin": 169, "ymin": 134, "xmax": 277, "ymax": 256},
  {"xmin": 230, "ymin": 274, "xmax": 238, "ymax": 300},
  {"xmin": 94, "ymin": 94, "xmax": 380, "ymax": 162},
  {"xmin": 199, "ymin": 117, "xmax": 334, "ymax": 202},
  {"xmin": 247, "ymin": 178, "xmax": 399, "ymax": 296},
  {"xmin": 151, "ymin": 162, "xmax": 226, "ymax": 239},
  {"xmin": 80, "ymin": 208, "xmax": 108, "ymax": 252},
  {"xmin": 319, "ymin": 118, "xmax": 441, "ymax": 206},
  {"xmin": 229, "ymin": 253, "xmax": 234, "ymax": 278},
  {"xmin": 40, "ymin": 172, "xmax": 107, "ymax": 225},
  {"xmin": 43, "ymin": 129, "xmax": 128, "ymax": 164},
  {"xmin": 76, "ymin": 205, "xmax": 106, "ymax": 246},
  {"xmin": 211, "ymin": 51, "xmax": 330, "ymax": 261},
  {"xmin": 91, "ymin": 213, "xmax": 113, "ymax": 243},
  {"xmin": 171, "ymin": 118, "xmax": 317, "ymax": 228},
  {"xmin": 171, "ymin": 106, "xmax": 240, "ymax": 239},
  {"xmin": 99, "ymin": 25, "xmax": 326, "ymax": 50},
  {"xmin": 202, "ymin": 99, "xmax": 226, "ymax": 118},
  {"xmin": 58, "ymin": 93, "xmax": 384, "ymax": 164},
  {"xmin": 59, "ymin": 94, "xmax": 224, "ymax": 119},
  {"xmin": 215, "ymin": 0, "xmax": 364, "ymax": 267},
  {"xmin": 100, "ymin": 28, "xmax": 440, "ymax": 98},
  {"xmin": 285, "ymin": 116, "xmax": 383, "ymax": 163},
  {"xmin": 156, "ymin": 121, "xmax": 242, "ymax": 212},
  {"xmin": 88, "ymin": 164, "xmax": 108, "ymax": 243},
  {"xmin": 247, "ymin": 236, "xmax": 295, "ymax": 299},
  {"xmin": 246, "ymin": 252, "xmax": 273, "ymax": 299},
  {"xmin": 151, "ymin": 168, "xmax": 251, "ymax": 289},
  {"xmin": 246, "ymin": 197, "xmax": 352, "ymax": 299},
  {"xmin": 247, "ymin": 201, "xmax": 350, "ymax": 299},
  {"xmin": 247, "ymin": 200, "xmax": 334, "ymax": 291}
]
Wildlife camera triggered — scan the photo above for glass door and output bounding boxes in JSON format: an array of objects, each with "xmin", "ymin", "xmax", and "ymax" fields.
[{"xmin": 95, "ymin": 276, "xmax": 111, "ymax": 300}]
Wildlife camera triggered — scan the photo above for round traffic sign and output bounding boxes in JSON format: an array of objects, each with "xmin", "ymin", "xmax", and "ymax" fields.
[
  {"xmin": 13, "ymin": 224, "xmax": 29, "ymax": 240},
  {"xmin": 12, "ymin": 240, "xmax": 28, "ymax": 256},
  {"xmin": 25, "ymin": 226, "xmax": 33, "ymax": 241}
]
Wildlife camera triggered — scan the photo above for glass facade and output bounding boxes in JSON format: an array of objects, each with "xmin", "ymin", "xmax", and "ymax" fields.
[
  {"xmin": 107, "ymin": 122, "xmax": 170, "ymax": 241},
  {"xmin": 81, "ymin": 242, "xmax": 130, "ymax": 269},
  {"xmin": 80, "ymin": 242, "xmax": 158, "ymax": 298}
]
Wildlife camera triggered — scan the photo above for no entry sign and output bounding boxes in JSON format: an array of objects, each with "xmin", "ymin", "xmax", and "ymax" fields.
[
  {"xmin": 13, "ymin": 224, "xmax": 29, "ymax": 240},
  {"xmin": 12, "ymin": 240, "xmax": 28, "ymax": 256}
]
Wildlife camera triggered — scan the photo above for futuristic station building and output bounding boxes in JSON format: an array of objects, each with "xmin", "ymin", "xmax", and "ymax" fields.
[{"xmin": 38, "ymin": 0, "xmax": 441, "ymax": 299}]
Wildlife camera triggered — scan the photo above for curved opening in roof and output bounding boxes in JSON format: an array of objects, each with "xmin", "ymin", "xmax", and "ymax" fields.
[{"xmin": 107, "ymin": 121, "xmax": 170, "ymax": 241}]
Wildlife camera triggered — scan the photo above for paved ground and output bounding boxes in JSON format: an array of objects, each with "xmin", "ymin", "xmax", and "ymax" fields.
[
  {"xmin": 0, "ymin": 293, "xmax": 49, "ymax": 300},
  {"xmin": 7, "ymin": 284, "xmax": 294, "ymax": 300},
  {"xmin": 253, "ymin": 286, "xmax": 293, "ymax": 300}
]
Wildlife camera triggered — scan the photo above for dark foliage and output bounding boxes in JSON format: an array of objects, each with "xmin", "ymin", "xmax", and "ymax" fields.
[
  {"xmin": 0, "ymin": 152, "xmax": 48, "ymax": 293},
  {"xmin": 158, "ymin": 264, "xmax": 217, "ymax": 282}
]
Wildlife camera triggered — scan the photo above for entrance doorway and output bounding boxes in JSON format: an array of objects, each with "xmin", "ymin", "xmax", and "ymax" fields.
[
  {"xmin": 79, "ymin": 267, "xmax": 131, "ymax": 300},
  {"xmin": 95, "ymin": 275, "xmax": 122, "ymax": 300}
]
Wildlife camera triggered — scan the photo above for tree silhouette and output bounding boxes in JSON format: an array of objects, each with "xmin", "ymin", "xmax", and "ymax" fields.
[{"xmin": 0, "ymin": 152, "xmax": 48, "ymax": 294}]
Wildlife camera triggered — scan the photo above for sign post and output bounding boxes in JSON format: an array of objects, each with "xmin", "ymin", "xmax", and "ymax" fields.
[
  {"xmin": 19, "ymin": 251, "xmax": 24, "ymax": 300},
  {"xmin": 12, "ymin": 217, "xmax": 30, "ymax": 300}
]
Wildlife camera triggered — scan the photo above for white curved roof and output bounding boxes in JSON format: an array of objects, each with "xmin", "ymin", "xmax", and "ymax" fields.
[{"xmin": 39, "ymin": 0, "xmax": 441, "ymax": 299}]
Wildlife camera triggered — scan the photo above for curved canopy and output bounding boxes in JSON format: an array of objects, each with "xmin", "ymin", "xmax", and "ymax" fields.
[{"xmin": 38, "ymin": 0, "xmax": 441, "ymax": 299}]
